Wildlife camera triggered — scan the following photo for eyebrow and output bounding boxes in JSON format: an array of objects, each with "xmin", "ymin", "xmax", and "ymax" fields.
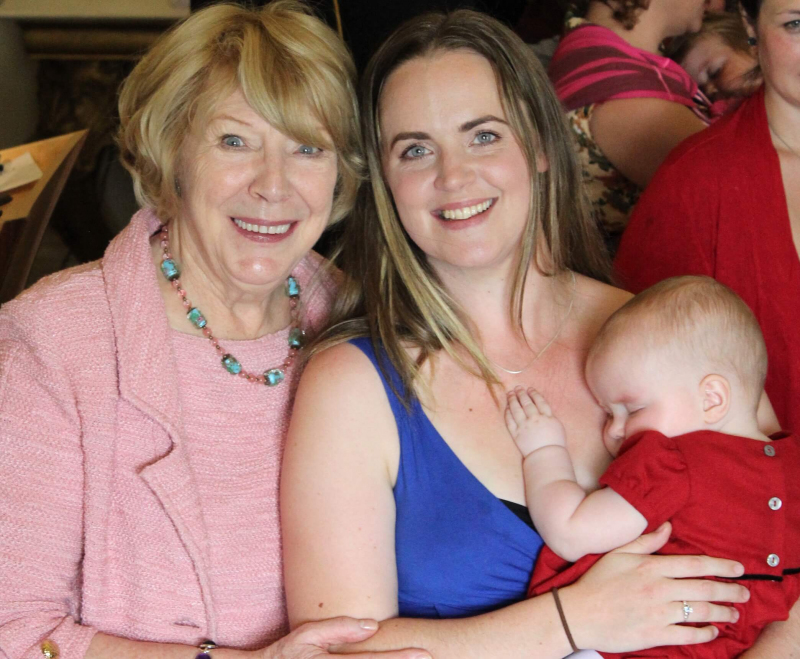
[
  {"xmin": 389, "ymin": 131, "xmax": 429, "ymax": 150},
  {"xmin": 460, "ymin": 115, "xmax": 507, "ymax": 132},
  {"xmin": 212, "ymin": 114, "xmax": 255, "ymax": 127},
  {"xmin": 388, "ymin": 114, "xmax": 508, "ymax": 150}
]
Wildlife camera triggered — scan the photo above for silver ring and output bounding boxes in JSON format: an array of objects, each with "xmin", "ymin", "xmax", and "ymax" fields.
[{"xmin": 682, "ymin": 601, "xmax": 693, "ymax": 622}]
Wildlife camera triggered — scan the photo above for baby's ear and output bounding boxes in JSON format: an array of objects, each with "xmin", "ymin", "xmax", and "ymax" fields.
[{"xmin": 700, "ymin": 374, "xmax": 731, "ymax": 424}]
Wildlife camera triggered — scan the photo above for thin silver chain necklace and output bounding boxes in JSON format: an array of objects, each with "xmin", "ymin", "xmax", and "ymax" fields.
[{"xmin": 488, "ymin": 270, "xmax": 577, "ymax": 376}]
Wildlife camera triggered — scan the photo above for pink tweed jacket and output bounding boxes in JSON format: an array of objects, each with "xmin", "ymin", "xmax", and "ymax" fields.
[{"xmin": 0, "ymin": 210, "xmax": 337, "ymax": 658}]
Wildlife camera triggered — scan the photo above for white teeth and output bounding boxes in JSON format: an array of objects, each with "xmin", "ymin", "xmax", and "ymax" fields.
[
  {"xmin": 440, "ymin": 199, "xmax": 493, "ymax": 220},
  {"xmin": 234, "ymin": 218, "xmax": 291, "ymax": 234}
]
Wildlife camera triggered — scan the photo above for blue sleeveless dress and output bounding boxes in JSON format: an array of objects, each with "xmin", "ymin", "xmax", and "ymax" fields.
[{"xmin": 350, "ymin": 338, "xmax": 544, "ymax": 618}]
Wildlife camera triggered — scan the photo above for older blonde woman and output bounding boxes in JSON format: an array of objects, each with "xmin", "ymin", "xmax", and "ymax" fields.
[{"xmin": 0, "ymin": 4, "xmax": 424, "ymax": 659}]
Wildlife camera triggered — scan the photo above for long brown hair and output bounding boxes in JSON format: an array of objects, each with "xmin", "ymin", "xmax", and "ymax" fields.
[{"xmin": 314, "ymin": 9, "xmax": 610, "ymax": 399}]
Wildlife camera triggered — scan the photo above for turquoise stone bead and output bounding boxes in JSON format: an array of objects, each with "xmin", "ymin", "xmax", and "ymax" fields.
[
  {"xmin": 288, "ymin": 327, "xmax": 305, "ymax": 349},
  {"xmin": 187, "ymin": 307, "xmax": 207, "ymax": 329},
  {"xmin": 265, "ymin": 368, "xmax": 285, "ymax": 386},
  {"xmin": 161, "ymin": 259, "xmax": 179, "ymax": 281},
  {"xmin": 222, "ymin": 354, "xmax": 242, "ymax": 375},
  {"xmin": 285, "ymin": 276, "xmax": 300, "ymax": 298}
]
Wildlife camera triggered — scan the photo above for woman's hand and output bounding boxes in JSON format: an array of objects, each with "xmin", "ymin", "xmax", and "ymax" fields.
[
  {"xmin": 558, "ymin": 522, "xmax": 749, "ymax": 653},
  {"xmin": 261, "ymin": 617, "xmax": 430, "ymax": 659}
]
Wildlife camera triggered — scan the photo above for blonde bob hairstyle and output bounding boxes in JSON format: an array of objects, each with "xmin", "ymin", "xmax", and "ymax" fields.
[
  {"xmin": 117, "ymin": 0, "xmax": 362, "ymax": 224},
  {"xmin": 315, "ymin": 9, "xmax": 610, "ymax": 399}
]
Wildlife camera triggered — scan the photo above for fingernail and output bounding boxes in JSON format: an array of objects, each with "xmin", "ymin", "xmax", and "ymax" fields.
[
  {"xmin": 359, "ymin": 619, "xmax": 378, "ymax": 630},
  {"xmin": 655, "ymin": 522, "xmax": 669, "ymax": 533},
  {"xmin": 734, "ymin": 563, "xmax": 745, "ymax": 576},
  {"xmin": 733, "ymin": 610, "xmax": 740, "ymax": 622},
  {"xmin": 713, "ymin": 627, "xmax": 720, "ymax": 638}
]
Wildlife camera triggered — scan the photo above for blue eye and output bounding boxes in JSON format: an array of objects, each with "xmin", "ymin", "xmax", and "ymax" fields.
[
  {"xmin": 297, "ymin": 144, "xmax": 321, "ymax": 155},
  {"xmin": 401, "ymin": 144, "xmax": 430, "ymax": 159},
  {"xmin": 222, "ymin": 135, "xmax": 244, "ymax": 148},
  {"xmin": 474, "ymin": 131, "xmax": 499, "ymax": 145}
]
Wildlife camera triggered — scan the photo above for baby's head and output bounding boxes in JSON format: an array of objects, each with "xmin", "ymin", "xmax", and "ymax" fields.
[
  {"xmin": 586, "ymin": 276, "xmax": 767, "ymax": 456},
  {"xmin": 671, "ymin": 12, "xmax": 759, "ymax": 101}
]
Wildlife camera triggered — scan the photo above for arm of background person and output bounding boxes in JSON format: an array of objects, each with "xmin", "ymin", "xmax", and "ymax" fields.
[
  {"xmin": 282, "ymin": 344, "xmax": 747, "ymax": 658},
  {"xmin": 590, "ymin": 98, "xmax": 707, "ymax": 188}
]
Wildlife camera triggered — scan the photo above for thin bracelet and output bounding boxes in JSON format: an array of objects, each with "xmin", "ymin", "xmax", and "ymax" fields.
[
  {"xmin": 197, "ymin": 641, "xmax": 217, "ymax": 659},
  {"xmin": 552, "ymin": 587, "xmax": 579, "ymax": 653}
]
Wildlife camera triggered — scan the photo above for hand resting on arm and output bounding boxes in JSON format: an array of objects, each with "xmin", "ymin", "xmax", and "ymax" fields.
[{"xmin": 86, "ymin": 619, "xmax": 429, "ymax": 659}]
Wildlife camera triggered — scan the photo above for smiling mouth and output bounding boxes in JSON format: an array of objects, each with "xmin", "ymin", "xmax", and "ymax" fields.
[
  {"xmin": 233, "ymin": 218, "xmax": 292, "ymax": 235},
  {"xmin": 437, "ymin": 198, "xmax": 494, "ymax": 221}
]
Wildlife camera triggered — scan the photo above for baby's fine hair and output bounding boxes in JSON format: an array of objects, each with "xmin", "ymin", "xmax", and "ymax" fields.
[
  {"xmin": 669, "ymin": 11, "xmax": 753, "ymax": 63},
  {"xmin": 590, "ymin": 276, "xmax": 768, "ymax": 407}
]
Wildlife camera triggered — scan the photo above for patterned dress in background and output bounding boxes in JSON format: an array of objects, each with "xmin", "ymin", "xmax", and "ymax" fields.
[{"xmin": 549, "ymin": 17, "xmax": 715, "ymax": 243}]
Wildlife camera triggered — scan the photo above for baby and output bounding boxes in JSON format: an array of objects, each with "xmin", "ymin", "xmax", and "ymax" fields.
[
  {"xmin": 670, "ymin": 12, "xmax": 760, "ymax": 106},
  {"xmin": 505, "ymin": 276, "xmax": 800, "ymax": 658}
]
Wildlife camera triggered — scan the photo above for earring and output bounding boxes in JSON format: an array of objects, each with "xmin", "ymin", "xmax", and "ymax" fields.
[{"xmin": 747, "ymin": 36, "xmax": 757, "ymax": 46}]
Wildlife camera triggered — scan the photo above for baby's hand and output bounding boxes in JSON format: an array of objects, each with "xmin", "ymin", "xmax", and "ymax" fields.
[{"xmin": 505, "ymin": 387, "xmax": 567, "ymax": 457}]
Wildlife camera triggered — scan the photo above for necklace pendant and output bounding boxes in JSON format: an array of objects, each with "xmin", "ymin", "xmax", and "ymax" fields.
[
  {"xmin": 285, "ymin": 276, "xmax": 301, "ymax": 298},
  {"xmin": 288, "ymin": 327, "xmax": 306, "ymax": 349},
  {"xmin": 187, "ymin": 307, "xmax": 207, "ymax": 329},
  {"xmin": 222, "ymin": 354, "xmax": 242, "ymax": 375},
  {"xmin": 265, "ymin": 368, "xmax": 285, "ymax": 386},
  {"xmin": 161, "ymin": 258, "xmax": 180, "ymax": 281}
]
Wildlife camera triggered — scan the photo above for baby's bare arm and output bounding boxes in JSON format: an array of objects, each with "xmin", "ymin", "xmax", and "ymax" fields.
[{"xmin": 506, "ymin": 388, "xmax": 648, "ymax": 562}]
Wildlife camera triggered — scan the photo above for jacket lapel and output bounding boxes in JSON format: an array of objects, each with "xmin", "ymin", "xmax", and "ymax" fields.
[{"xmin": 102, "ymin": 209, "xmax": 217, "ymax": 638}]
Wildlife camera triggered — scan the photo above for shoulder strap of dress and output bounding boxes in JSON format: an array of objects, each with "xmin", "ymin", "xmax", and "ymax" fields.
[{"xmin": 348, "ymin": 336, "xmax": 415, "ymax": 424}]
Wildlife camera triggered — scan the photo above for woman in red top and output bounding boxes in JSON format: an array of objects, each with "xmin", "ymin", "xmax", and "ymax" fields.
[{"xmin": 616, "ymin": 0, "xmax": 800, "ymax": 435}]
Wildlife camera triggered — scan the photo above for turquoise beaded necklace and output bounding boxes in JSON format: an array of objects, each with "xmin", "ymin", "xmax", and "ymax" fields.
[{"xmin": 157, "ymin": 224, "xmax": 305, "ymax": 386}]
